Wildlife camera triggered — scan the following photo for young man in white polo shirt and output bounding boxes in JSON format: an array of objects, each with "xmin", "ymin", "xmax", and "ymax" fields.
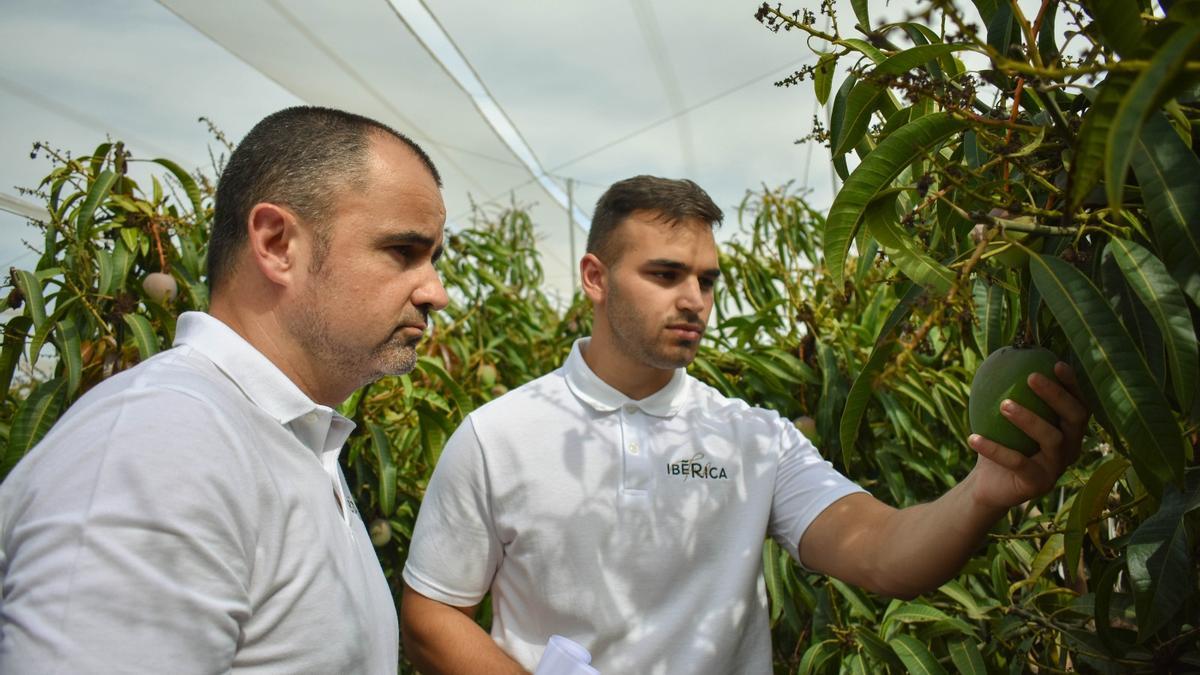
[
  {"xmin": 0, "ymin": 106, "xmax": 450, "ymax": 672},
  {"xmin": 401, "ymin": 175, "xmax": 1089, "ymax": 674}
]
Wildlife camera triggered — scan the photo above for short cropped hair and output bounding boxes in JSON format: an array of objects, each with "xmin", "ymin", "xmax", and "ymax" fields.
[
  {"xmin": 208, "ymin": 106, "xmax": 440, "ymax": 290},
  {"xmin": 587, "ymin": 175, "xmax": 723, "ymax": 265}
]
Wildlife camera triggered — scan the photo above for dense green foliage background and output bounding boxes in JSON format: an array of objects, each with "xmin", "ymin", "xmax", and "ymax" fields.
[{"xmin": 2, "ymin": 1, "xmax": 1198, "ymax": 672}]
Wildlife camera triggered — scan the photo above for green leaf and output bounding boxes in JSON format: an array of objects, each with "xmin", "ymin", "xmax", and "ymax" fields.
[
  {"xmin": 834, "ymin": 81, "xmax": 892, "ymax": 158},
  {"xmin": 844, "ymin": 652, "xmax": 869, "ymax": 675},
  {"xmin": 938, "ymin": 579, "xmax": 989, "ymax": 620},
  {"xmin": 75, "ymin": 169, "xmax": 117, "ymax": 239},
  {"xmin": 826, "ymin": 112, "xmax": 967, "ymax": 286},
  {"xmin": 840, "ymin": 38, "xmax": 889, "ymax": 65},
  {"xmin": 122, "ymin": 313, "xmax": 160, "ymax": 361},
  {"xmin": 368, "ymin": 422, "xmax": 397, "ymax": 517},
  {"xmin": 1131, "ymin": 113, "xmax": 1200, "ymax": 307},
  {"xmin": 947, "ymin": 637, "xmax": 987, "ymax": 675},
  {"xmin": 889, "ymin": 633, "xmax": 949, "ymax": 675},
  {"xmin": 28, "ymin": 296, "xmax": 79, "ymax": 369},
  {"xmin": 152, "ymin": 158, "xmax": 204, "ymax": 219},
  {"xmin": 1101, "ymin": 249, "xmax": 1166, "ymax": 386},
  {"xmin": 884, "ymin": 599, "xmax": 980, "ymax": 638},
  {"xmin": 690, "ymin": 353, "xmax": 738, "ymax": 398},
  {"xmin": 1065, "ymin": 456, "xmax": 1131, "ymax": 579},
  {"xmin": 829, "ymin": 577, "xmax": 877, "ymax": 620},
  {"xmin": 1093, "ymin": 557, "xmax": 1135, "ymax": 654},
  {"xmin": 11, "ymin": 269, "xmax": 47, "ymax": 330},
  {"xmin": 963, "ymin": 130, "xmax": 986, "ymax": 169},
  {"xmin": 883, "ymin": 601, "xmax": 957, "ymax": 628},
  {"xmin": 418, "ymin": 355, "xmax": 474, "ymax": 417},
  {"xmin": 1069, "ymin": 74, "xmax": 1135, "ymax": 214},
  {"xmin": 897, "ymin": 22, "xmax": 958, "ymax": 77},
  {"xmin": 972, "ymin": 278, "xmax": 1007, "ymax": 356},
  {"xmin": 761, "ymin": 541, "xmax": 785, "ymax": 623},
  {"xmin": 851, "ymin": 0, "xmax": 870, "ymax": 29},
  {"xmin": 814, "ymin": 53, "xmax": 837, "ymax": 105},
  {"xmin": 839, "ymin": 284, "xmax": 925, "ymax": 465},
  {"xmin": 1013, "ymin": 533, "xmax": 1064, "ymax": 591},
  {"xmin": 2, "ymin": 377, "xmax": 67, "ymax": 475},
  {"xmin": 985, "ymin": 1, "xmax": 1018, "ymax": 59},
  {"xmin": 56, "ymin": 316, "xmax": 82, "ymax": 395},
  {"xmin": 816, "ymin": 342, "xmax": 848, "ymax": 457},
  {"xmin": 111, "ymin": 239, "xmax": 135, "ymax": 293},
  {"xmin": 762, "ymin": 541, "xmax": 807, "ymax": 631},
  {"xmin": 1030, "ymin": 253, "xmax": 1187, "ymax": 494},
  {"xmin": 855, "ymin": 627, "xmax": 903, "ymax": 670},
  {"xmin": 864, "ymin": 192, "xmax": 955, "ymax": 294},
  {"xmin": 832, "ymin": 44, "xmax": 971, "ymax": 157},
  {"xmin": 1007, "ymin": 124, "xmax": 1047, "ymax": 158},
  {"xmin": 96, "ymin": 247, "xmax": 117, "ymax": 297},
  {"xmin": 1037, "ymin": 0, "xmax": 1061, "ymax": 63},
  {"xmin": 1105, "ymin": 23, "xmax": 1200, "ymax": 213},
  {"xmin": 1082, "ymin": 0, "xmax": 1145, "ymax": 56},
  {"xmin": 1108, "ymin": 238, "xmax": 1197, "ymax": 410},
  {"xmin": 0, "ymin": 316, "xmax": 32, "ymax": 397},
  {"xmin": 829, "ymin": 73, "xmax": 859, "ymax": 176},
  {"xmin": 120, "ymin": 227, "xmax": 142, "ymax": 258},
  {"xmin": 798, "ymin": 639, "xmax": 839, "ymax": 675},
  {"xmin": 1127, "ymin": 480, "xmax": 1198, "ymax": 640}
]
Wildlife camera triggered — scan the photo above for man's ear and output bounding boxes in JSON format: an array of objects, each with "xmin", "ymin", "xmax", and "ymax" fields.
[
  {"xmin": 246, "ymin": 202, "xmax": 303, "ymax": 286},
  {"xmin": 580, "ymin": 253, "xmax": 608, "ymax": 305}
]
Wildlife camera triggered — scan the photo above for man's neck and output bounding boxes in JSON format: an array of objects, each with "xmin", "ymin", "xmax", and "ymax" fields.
[
  {"xmin": 209, "ymin": 293, "xmax": 348, "ymax": 407},
  {"xmin": 580, "ymin": 329, "xmax": 674, "ymax": 401}
]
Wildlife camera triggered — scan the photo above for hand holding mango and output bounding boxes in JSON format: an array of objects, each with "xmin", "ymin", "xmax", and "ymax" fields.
[{"xmin": 969, "ymin": 346, "xmax": 1061, "ymax": 456}]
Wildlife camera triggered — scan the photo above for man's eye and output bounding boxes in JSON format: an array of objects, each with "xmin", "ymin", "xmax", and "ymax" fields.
[{"xmin": 652, "ymin": 271, "xmax": 675, "ymax": 281}]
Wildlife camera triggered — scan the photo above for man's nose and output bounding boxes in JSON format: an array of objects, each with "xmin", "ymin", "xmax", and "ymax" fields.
[
  {"xmin": 677, "ymin": 277, "xmax": 704, "ymax": 313},
  {"xmin": 414, "ymin": 265, "xmax": 450, "ymax": 312}
]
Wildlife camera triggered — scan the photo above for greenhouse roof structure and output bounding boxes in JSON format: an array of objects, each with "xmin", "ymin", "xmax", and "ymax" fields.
[{"xmin": 1, "ymin": 0, "xmax": 912, "ymax": 300}]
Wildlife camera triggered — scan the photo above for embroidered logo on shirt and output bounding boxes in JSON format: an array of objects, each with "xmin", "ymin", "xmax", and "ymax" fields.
[{"xmin": 666, "ymin": 453, "xmax": 729, "ymax": 481}]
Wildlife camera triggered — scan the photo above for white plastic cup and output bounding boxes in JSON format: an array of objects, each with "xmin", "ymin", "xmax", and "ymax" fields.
[{"xmin": 533, "ymin": 635, "xmax": 599, "ymax": 675}]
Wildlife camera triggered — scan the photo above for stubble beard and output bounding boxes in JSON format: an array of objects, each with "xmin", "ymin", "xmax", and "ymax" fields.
[
  {"xmin": 291, "ymin": 302, "xmax": 423, "ymax": 393},
  {"xmin": 606, "ymin": 277, "xmax": 699, "ymax": 371}
]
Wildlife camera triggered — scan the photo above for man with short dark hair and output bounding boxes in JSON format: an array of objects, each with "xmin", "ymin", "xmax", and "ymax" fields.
[
  {"xmin": 0, "ymin": 106, "xmax": 449, "ymax": 672},
  {"xmin": 401, "ymin": 175, "xmax": 1088, "ymax": 673}
]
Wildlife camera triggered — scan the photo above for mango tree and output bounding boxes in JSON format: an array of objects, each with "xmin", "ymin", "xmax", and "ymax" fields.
[{"xmin": 752, "ymin": 0, "xmax": 1199, "ymax": 670}]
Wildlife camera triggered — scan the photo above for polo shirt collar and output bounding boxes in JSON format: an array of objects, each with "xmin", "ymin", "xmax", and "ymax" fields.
[
  {"xmin": 173, "ymin": 312, "xmax": 355, "ymax": 454},
  {"xmin": 563, "ymin": 338, "xmax": 688, "ymax": 418}
]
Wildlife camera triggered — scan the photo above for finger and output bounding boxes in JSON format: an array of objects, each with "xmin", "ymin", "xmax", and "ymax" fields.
[
  {"xmin": 1000, "ymin": 398, "xmax": 1068, "ymax": 462},
  {"xmin": 1052, "ymin": 363, "xmax": 1088, "ymax": 422},
  {"xmin": 1030, "ymin": 368, "xmax": 1089, "ymax": 428},
  {"xmin": 1053, "ymin": 361, "xmax": 1083, "ymax": 400},
  {"xmin": 969, "ymin": 433, "xmax": 1029, "ymax": 472}
]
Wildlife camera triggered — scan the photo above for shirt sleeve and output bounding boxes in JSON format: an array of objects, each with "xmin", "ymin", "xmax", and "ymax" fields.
[
  {"xmin": 0, "ymin": 386, "xmax": 256, "ymax": 674},
  {"xmin": 402, "ymin": 416, "xmax": 502, "ymax": 607},
  {"xmin": 767, "ymin": 417, "xmax": 866, "ymax": 562}
]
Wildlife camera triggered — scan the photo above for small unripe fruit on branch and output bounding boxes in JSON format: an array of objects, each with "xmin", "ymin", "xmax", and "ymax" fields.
[{"xmin": 142, "ymin": 272, "xmax": 177, "ymax": 303}]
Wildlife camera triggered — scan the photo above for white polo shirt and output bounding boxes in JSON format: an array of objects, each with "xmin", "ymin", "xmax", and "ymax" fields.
[
  {"xmin": 0, "ymin": 312, "xmax": 398, "ymax": 674},
  {"xmin": 404, "ymin": 338, "xmax": 863, "ymax": 674}
]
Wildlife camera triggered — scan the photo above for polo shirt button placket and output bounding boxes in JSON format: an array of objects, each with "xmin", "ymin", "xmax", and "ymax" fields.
[{"xmin": 620, "ymin": 404, "xmax": 653, "ymax": 494}]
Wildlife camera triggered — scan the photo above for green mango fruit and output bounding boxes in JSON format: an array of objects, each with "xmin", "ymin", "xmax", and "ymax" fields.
[
  {"xmin": 968, "ymin": 346, "xmax": 1060, "ymax": 456},
  {"xmin": 478, "ymin": 363, "xmax": 498, "ymax": 388},
  {"xmin": 369, "ymin": 519, "xmax": 392, "ymax": 547},
  {"xmin": 793, "ymin": 415, "xmax": 817, "ymax": 440}
]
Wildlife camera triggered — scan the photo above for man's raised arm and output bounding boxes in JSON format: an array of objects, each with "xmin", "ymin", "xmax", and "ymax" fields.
[{"xmin": 798, "ymin": 363, "xmax": 1089, "ymax": 599}]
